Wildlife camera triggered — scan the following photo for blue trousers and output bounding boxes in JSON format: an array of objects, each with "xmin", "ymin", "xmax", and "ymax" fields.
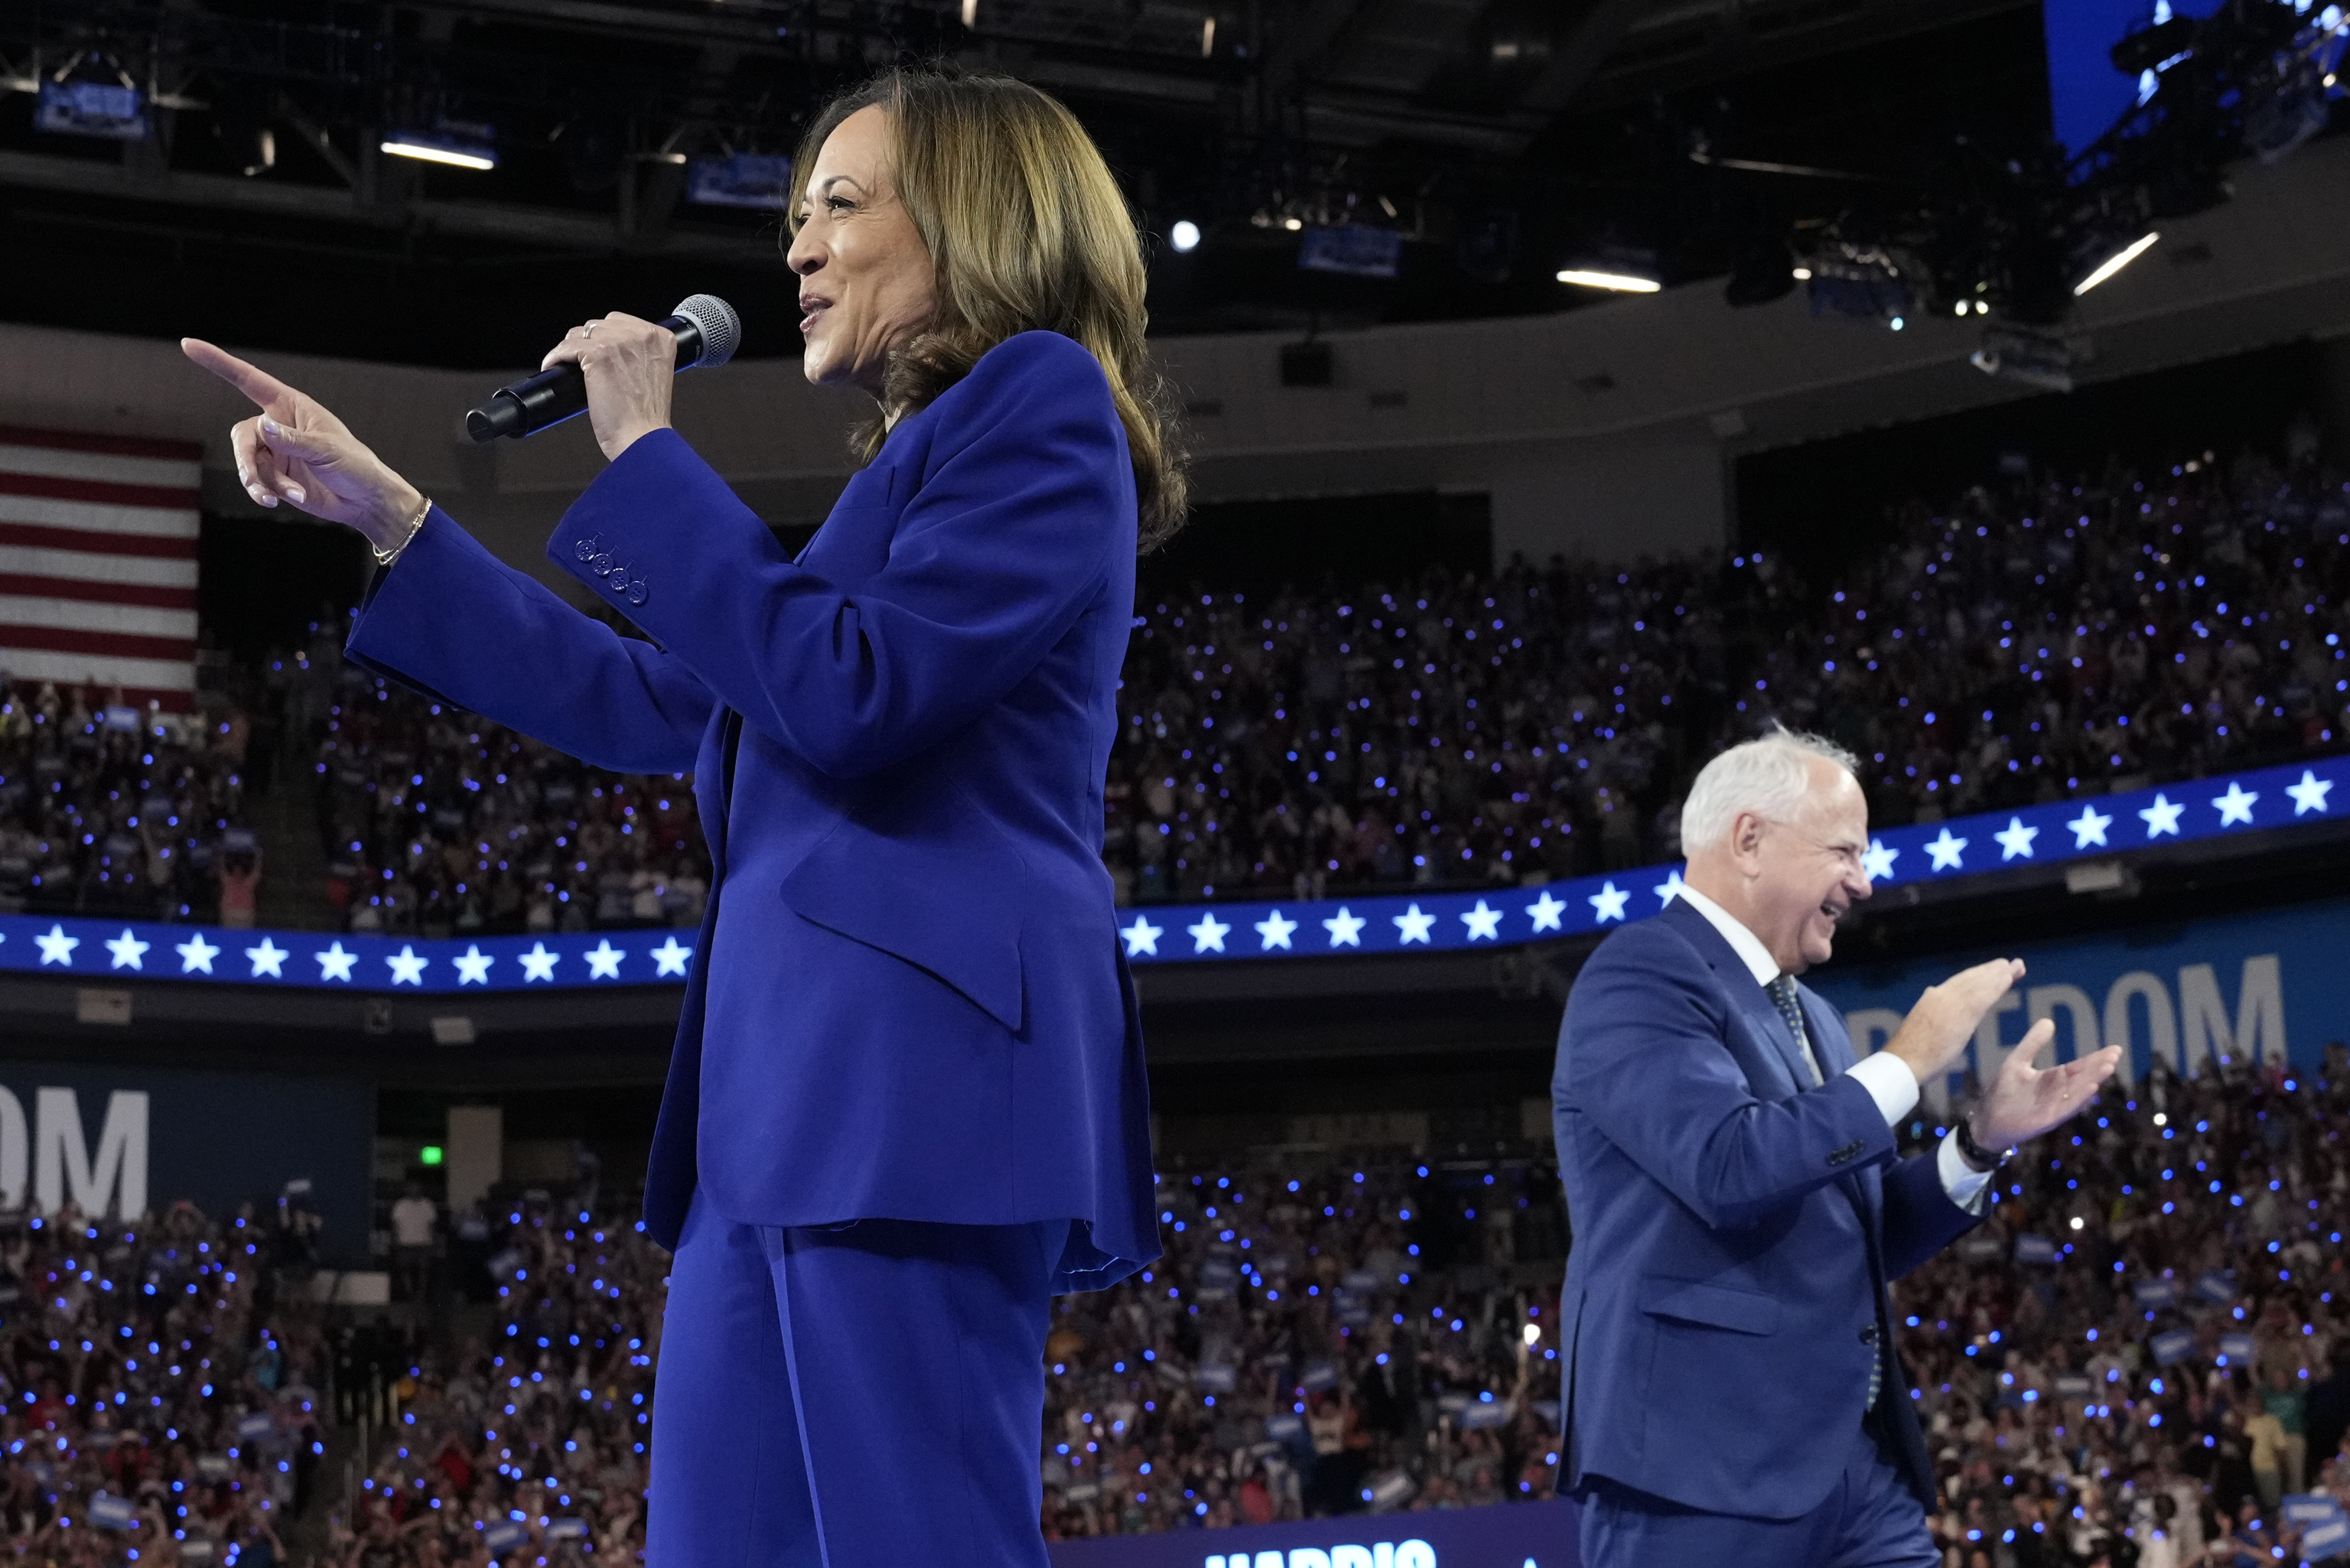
[
  {"xmin": 647, "ymin": 1191, "xmax": 1060, "ymax": 1567},
  {"xmin": 1578, "ymin": 1416, "xmax": 1938, "ymax": 1568}
]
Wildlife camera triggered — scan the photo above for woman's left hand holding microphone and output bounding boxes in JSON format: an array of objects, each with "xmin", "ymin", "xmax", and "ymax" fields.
[{"xmin": 539, "ymin": 312, "xmax": 675, "ymax": 462}]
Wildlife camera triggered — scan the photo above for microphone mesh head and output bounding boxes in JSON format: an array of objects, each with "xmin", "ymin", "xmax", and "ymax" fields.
[{"xmin": 672, "ymin": 294, "xmax": 741, "ymax": 369}]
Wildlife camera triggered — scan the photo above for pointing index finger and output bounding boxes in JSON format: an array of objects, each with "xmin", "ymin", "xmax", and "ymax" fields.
[{"xmin": 181, "ymin": 338, "xmax": 293, "ymax": 412}]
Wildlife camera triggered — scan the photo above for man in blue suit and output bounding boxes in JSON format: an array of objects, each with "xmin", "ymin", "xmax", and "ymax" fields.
[{"xmin": 1553, "ymin": 728, "xmax": 2121, "ymax": 1566}]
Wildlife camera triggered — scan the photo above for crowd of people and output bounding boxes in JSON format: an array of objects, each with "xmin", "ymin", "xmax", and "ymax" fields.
[
  {"xmin": 315, "ymin": 1200, "xmax": 659, "ymax": 1568},
  {"xmin": 1103, "ymin": 451, "xmax": 2350, "ymax": 902},
  {"xmin": 1032, "ymin": 1157, "xmax": 1569, "ymax": 1537},
  {"xmin": 1889, "ymin": 1048, "xmax": 2350, "ymax": 1568},
  {"xmin": 309, "ymin": 607, "xmax": 713, "ymax": 939},
  {"xmin": 0, "ymin": 675, "xmax": 269, "ymax": 926},
  {"xmin": 19, "ymin": 444, "xmax": 2343, "ymax": 929},
  {"xmin": 0, "ymin": 1199, "xmax": 331, "ymax": 1566},
  {"xmin": 291, "ymin": 1046, "xmax": 2350, "ymax": 1566}
]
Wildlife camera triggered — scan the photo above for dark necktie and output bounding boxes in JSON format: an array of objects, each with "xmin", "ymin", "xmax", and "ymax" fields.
[{"xmin": 1768, "ymin": 973, "xmax": 1883, "ymax": 1408}]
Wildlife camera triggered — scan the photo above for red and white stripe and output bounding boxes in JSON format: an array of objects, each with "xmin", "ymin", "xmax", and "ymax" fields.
[{"xmin": 0, "ymin": 425, "xmax": 200, "ymax": 713}]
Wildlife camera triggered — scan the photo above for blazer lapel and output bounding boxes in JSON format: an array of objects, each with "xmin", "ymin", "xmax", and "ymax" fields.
[{"xmin": 1660, "ymin": 901, "xmax": 1811, "ymax": 1098}]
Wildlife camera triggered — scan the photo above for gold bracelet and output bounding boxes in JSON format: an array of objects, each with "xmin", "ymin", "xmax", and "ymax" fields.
[{"xmin": 374, "ymin": 494, "xmax": 431, "ymax": 568}]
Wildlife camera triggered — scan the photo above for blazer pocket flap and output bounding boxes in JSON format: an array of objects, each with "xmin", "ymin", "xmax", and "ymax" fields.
[
  {"xmin": 779, "ymin": 803, "xmax": 1027, "ymax": 1033},
  {"xmin": 1638, "ymin": 1279, "xmax": 1781, "ymax": 1335}
]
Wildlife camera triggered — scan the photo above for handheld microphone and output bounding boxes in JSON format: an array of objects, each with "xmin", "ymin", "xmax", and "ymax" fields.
[{"xmin": 464, "ymin": 294, "xmax": 742, "ymax": 443}]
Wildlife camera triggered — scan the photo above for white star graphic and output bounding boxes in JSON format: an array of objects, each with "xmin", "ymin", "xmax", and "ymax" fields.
[
  {"xmin": 2211, "ymin": 782, "xmax": 2258, "ymax": 827},
  {"xmin": 2068, "ymin": 805, "xmax": 2113, "ymax": 848},
  {"xmin": 314, "ymin": 942, "xmax": 357, "ymax": 982},
  {"xmin": 519, "ymin": 942, "xmax": 560, "ymax": 982},
  {"xmin": 1651, "ymin": 869, "xmax": 1687, "ymax": 907},
  {"xmin": 1861, "ymin": 839, "xmax": 1899, "ymax": 881},
  {"xmin": 105, "ymin": 928, "xmax": 150, "ymax": 971},
  {"xmin": 2139, "ymin": 793, "xmax": 2184, "ymax": 838},
  {"xmin": 1588, "ymin": 881, "xmax": 1629, "ymax": 923},
  {"xmin": 1120, "ymin": 916, "xmax": 1162, "ymax": 958},
  {"xmin": 1186, "ymin": 913, "xmax": 1230, "ymax": 954},
  {"xmin": 1460, "ymin": 900, "xmax": 1503, "ymax": 941},
  {"xmin": 386, "ymin": 945, "xmax": 428, "ymax": 986},
  {"xmin": 1925, "ymin": 828, "xmax": 1968, "ymax": 870},
  {"xmin": 1994, "ymin": 817, "xmax": 2039, "ymax": 861},
  {"xmin": 244, "ymin": 938, "xmax": 288, "ymax": 980},
  {"xmin": 584, "ymin": 939, "xmax": 626, "ymax": 979},
  {"xmin": 34, "ymin": 924, "xmax": 79, "ymax": 967},
  {"xmin": 174, "ymin": 933, "xmax": 220, "ymax": 974},
  {"xmin": 1525, "ymin": 890, "xmax": 1567, "ymax": 932},
  {"xmin": 2287, "ymin": 769, "xmax": 2333, "ymax": 816},
  {"xmin": 1322, "ymin": 907, "xmax": 1366, "ymax": 947},
  {"xmin": 1393, "ymin": 904, "xmax": 1436, "ymax": 944},
  {"xmin": 649, "ymin": 936, "xmax": 695, "ymax": 976},
  {"xmin": 1254, "ymin": 910, "xmax": 1297, "ymax": 951},
  {"xmin": 453, "ymin": 945, "xmax": 493, "ymax": 985}
]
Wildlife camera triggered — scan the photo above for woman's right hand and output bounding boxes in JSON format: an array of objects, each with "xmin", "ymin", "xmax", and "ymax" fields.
[{"xmin": 181, "ymin": 338, "xmax": 425, "ymax": 553}]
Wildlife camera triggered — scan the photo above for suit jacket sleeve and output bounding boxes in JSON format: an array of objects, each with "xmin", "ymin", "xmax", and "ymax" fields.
[
  {"xmin": 1810, "ymin": 996, "xmax": 1987, "ymax": 1277},
  {"xmin": 1880, "ymin": 1147, "xmax": 1987, "ymax": 1277},
  {"xmin": 1565, "ymin": 926, "xmax": 1901, "ymax": 1231},
  {"xmin": 548, "ymin": 330, "xmax": 1125, "ymax": 779},
  {"xmin": 344, "ymin": 505, "xmax": 715, "ymax": 776}
]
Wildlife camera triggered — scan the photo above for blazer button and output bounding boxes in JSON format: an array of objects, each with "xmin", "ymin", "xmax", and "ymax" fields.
[
  {"xmin": 627, "ymin": 580, "xmax": 649, "ymax": 607},
  {"xmin": 1859, "ymin": 1325, "xmax": 1879, "ymax": 1344},
  {"xmin": 574, "ymin": 535, "xmax": 600, "ymax": 562},
  {"xmin": 592, "ymin": 552, "xmax": 615, "ymax": 576}
]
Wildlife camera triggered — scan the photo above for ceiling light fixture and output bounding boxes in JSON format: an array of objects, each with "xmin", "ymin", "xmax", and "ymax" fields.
[{"xmin": 1555, "ymin": 268, "xmax": 1659, "ymax": 293}]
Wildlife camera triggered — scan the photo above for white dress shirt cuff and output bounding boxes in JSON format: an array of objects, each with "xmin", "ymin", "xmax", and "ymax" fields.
[
  {"xmin": 1938, "ymin": 1131, "xmax": 1994, "ymax": 1212},
  {"xmin": 1844, "ymin": 1052, "xmax": 1921, "ymax": 1126}
]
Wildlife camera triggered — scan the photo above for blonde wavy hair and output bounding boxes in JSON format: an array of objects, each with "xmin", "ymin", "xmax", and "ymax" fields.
[{"xmin": 786, "ymin": 66, "xmax": 1189, "ymax": 552}]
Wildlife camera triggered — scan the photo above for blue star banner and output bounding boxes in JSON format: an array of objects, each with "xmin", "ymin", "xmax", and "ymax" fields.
[
  {"xmin": 0, "ymin": 920, "xmax": 700, "ymax": 994},
  {"xmin": 1114, "ymin": 754, "xmax": 2350, "ymax": 964},
  {"xmin": 1, "ymin": 754, "xmax": 2343, "ymax": 991}
]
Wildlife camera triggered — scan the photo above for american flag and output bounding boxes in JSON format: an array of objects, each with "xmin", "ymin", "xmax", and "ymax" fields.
[{"xmin": 0, "ymin": 425, "xmax": 201, "ymax": 713}]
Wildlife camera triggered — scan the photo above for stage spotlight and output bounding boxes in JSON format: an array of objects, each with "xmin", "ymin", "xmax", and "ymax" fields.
[
  {"xmin": 382, "ymin": 125, "xmax": 497, "ymax": 171},
  {"xmin": 2072, "ymin": 231, "xmax": 2158, "ymax": 295},
  {"xmin": 34, "ymin": 80, "xmax": 148, "ymax": 141},
  {"xmin": 1170, "ymin": 220, "xmax": 1201, "ymax": 252},
  {"xmin": 1556, "ymin": 268, "xmax": 1660, "ymax": 293}
]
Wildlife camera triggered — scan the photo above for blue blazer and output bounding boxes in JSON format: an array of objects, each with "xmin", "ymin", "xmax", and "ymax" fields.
[
  {"xmin": 345, "ymin": 330, "xmax": 1160, "ymax": 1293},
  {"xmin": 1550, "ymin": 899, "xmax": 1981, "ymax": 1518}
]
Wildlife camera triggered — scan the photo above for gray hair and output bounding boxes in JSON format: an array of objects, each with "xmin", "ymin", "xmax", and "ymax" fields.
[{"xmin": 1679, "ymin": 727, "xmax": 1860, "ymax": 855}]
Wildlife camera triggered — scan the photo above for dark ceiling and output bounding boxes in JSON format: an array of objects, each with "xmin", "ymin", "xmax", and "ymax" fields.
[{"xmin": 2, "ymin": 0, "xmax": 2059, "ymax": 367}]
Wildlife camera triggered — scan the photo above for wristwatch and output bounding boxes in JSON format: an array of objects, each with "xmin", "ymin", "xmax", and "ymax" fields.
[{"xmin": 1955, "ymin": 1111, "xmax": 2013, "ymax": 1174}]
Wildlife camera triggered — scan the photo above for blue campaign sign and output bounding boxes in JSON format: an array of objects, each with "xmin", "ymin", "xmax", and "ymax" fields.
[
  {"xmin": 0, "ymin": 1059, "xmax": 371, "ymax": 1264},
  {"xmin": 1045, "ymin": 1498, "xmax": 1579, "ymax": 1568},
  {"xmin": 1811, "ymin": 889, "xmax": 2350, "ymax": 1103},
  {"xmin": 6, "ymin": 753, "xmax": 2348, "ymax": 993},
  {"xmin": 2312, "ymin": 1517, "xmax": 2350, "ymax": 1562}
]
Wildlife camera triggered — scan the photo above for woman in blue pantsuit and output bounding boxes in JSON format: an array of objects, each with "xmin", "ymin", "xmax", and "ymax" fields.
[{"xmin": 184, "ymin": 67, "xmax": 1181, "ymax": 1566}]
